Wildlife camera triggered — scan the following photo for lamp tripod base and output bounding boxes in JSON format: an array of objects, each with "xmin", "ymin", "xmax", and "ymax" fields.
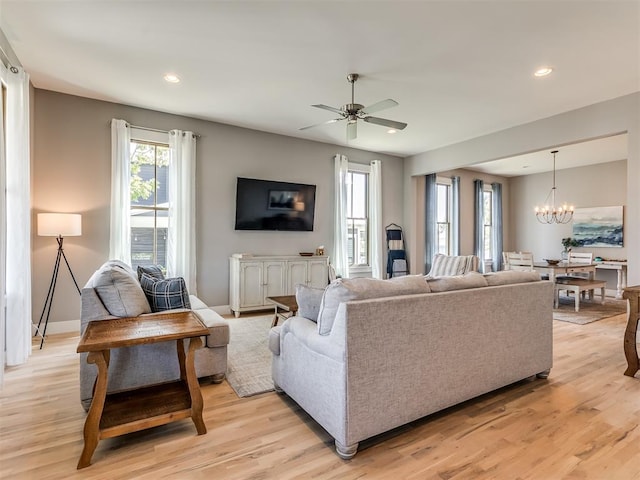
[{"xmin": 34, "ymin": 236, "xmax": 81, "ymax": 349}]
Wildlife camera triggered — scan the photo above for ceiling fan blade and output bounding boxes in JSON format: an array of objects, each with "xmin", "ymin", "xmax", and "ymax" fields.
[
  {"xmin": 299, "ymin": 118, "xmax": 344, "ymax": 131},
  {"xmin": 363, "ymin": 116, "xmax": 408, "ymax": 130},
  {"xmin": 361, "ymin": 98, "xmax": 398, "ymax": 115},
  {"xmin": 312, "ymin": 104, "xmax": 345, "ymax": 116},
  {"xmin": 347, "ymin": 121, "xmax": 357, "ymax": 140}
]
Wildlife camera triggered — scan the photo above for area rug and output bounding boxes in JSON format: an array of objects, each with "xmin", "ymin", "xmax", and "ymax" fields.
[
  {"xmin": 553, "ymin": 295, "xmax": 626, "ymax": 325},
  {"xmin": 225, "ymin": 314, "xmax": 274, "ymax": 397}
]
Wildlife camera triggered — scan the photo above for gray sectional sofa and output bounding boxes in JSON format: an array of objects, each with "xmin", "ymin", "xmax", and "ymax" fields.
[
  {"xmin": 79, "ymin": 260, "xmax": 229, "ymax": 410},
  {"xmin": 270, "ymin": 271, "xmax": 553, "ymax": 459}
]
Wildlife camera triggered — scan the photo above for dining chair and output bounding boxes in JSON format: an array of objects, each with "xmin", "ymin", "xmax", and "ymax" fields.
[{"xmin": 503, "ymin": 252, "xmax": 534, "ymax": 272}]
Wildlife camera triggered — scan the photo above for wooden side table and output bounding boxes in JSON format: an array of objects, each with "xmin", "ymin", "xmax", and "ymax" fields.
[
  {"xmin": 76, "ymin": 311, "xmax": 209, "ymax": 469},
  {"xmin": 622, "ymin": 285, "xmax": 640, "ymax": 377},
  {"xmin": 266, "ymin": 295, "xmax": 298, "ymax": 327}
]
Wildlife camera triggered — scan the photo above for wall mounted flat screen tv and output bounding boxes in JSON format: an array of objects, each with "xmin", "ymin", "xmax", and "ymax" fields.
[{"xmin": 235, "ymin": 177, "xmax": 316, "ymax": 231}]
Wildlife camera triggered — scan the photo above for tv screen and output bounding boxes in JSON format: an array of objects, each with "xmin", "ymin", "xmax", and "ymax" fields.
[{"xmin": 235, "ymin": 177, "xmax": 316, "ymax": 231}]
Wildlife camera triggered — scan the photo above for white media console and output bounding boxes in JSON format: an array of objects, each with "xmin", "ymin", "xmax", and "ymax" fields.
[{"xmin": 229, "ymin": 254, "xmax": 329, "ymax": 317}]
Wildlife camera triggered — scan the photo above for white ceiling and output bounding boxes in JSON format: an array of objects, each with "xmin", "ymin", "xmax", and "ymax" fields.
[
  {"xmin": 0, "ymin": 1, "xmax": 638, "ymax": 159},
  {"xmin": 467, "ymin": 133, "xmax": 629, "ymax": 177}
]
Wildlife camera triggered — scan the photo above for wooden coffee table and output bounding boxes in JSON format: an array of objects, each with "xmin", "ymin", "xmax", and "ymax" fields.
[
  {"xmin": 76, "ymin": 311, "xmax": 208, "ymax": 469},
  {"xmin": 266, "ymin": 295, "xmax": 298, "ymax": 327}
]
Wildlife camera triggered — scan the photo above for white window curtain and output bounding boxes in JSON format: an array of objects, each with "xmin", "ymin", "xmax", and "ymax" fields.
[
  {"xmin": 5, "ymin": 66, "xmax": 32, "ymax": 366},
  {"xmin": 0, "ymin": 65, "xmax": 5, "ymax": 380},
  {"xmin": 333, "ymin": 154, "xmax": 349, "ymax": 278},
  {"xmin": 369, "ymin": 160, "xmax": 383, "ymax": 279},
  {"xmin": 109, "ymin": 119, "xmax": 131, "ymax": 264},
  {"xmin": 167, "ymin": 130, "xmax": 197, "ymax": 294}
]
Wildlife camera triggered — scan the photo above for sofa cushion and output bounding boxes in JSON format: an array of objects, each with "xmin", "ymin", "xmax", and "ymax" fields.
[
  {"xmin": 295, "ymin": 284, "xmax": 325, "ymax": 322},
  {"xmin": 317, "ymin": 275, "xmax": 431, "ymax": 335},
  {"xmin": 90, "ymin": 262, "xmax": 151, "ymax": 317},
  {"xmin": 140, "ymin": 274, "xmax": 192, "ymax": 312},
  {"xmin": 484, "ymin": 270, "xmax": 541, "ymax": 286},
  {"xmin": 137, "ymin": 265, "xmax": 165, "ymax": 281},
  {"xmin": 427, "ymin": 271, "xmax": 488, "ymax": 292}
]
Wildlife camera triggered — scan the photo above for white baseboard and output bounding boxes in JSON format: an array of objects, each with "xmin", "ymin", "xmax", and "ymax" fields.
[
  {"xmin": 32, "ymin": 319, "xmax": 80, "ymax": 335},
  {"xmin": 211, "ymin": 304, "xmax": 232, "ymax": 315}
]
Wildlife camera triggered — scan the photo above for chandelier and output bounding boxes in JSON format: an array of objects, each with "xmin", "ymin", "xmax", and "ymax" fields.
[{"xmin": 534, "ymin": 150, "xmax": 574, "ymax": 224}]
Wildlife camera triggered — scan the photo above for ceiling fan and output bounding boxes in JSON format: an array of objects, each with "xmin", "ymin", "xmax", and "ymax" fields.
[{"xmin": 300, "ymin": 73, "xmax": 408, "ymax": 140}]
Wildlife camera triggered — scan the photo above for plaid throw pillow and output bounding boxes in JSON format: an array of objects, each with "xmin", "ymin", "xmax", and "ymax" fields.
[
  {"xmin": 137, "ymin": 265, "xmax": 165, "ymax": 282},
  {"xmin": 139, "ymin": 273, "xmax": 191, "ymax": 312}
]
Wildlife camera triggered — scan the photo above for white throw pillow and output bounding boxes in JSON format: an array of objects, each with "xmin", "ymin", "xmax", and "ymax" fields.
[{"xmin": 295, "ymin": 284, "xmax": 325, "ymax": 322}]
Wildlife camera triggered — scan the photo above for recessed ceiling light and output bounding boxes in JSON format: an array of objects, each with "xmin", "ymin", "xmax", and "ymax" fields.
[
  {"xmin": 534, "ymin": 67, "xmax": 553, "ymax": 77},
  {"xmin": 387, "ymin": 129, "xmax": 397, "ymax": 134},
  {"xmin": 163, "ymin": 73, "xmax": 180, "ymax": 83}
]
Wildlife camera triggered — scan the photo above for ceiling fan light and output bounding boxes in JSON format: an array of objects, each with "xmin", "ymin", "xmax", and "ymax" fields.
[{"xmin": 387, "ymin": 129, "xmax": 397, "ymax": 134}]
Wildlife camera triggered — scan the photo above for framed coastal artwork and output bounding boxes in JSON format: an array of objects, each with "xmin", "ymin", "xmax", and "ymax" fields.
[{"xmin": 572, "ymin": 206, "xmax": 623, "ymax": 247}]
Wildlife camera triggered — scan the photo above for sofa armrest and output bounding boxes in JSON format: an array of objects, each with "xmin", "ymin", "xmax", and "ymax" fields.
[{"xmin": 192, "ymin": 308, "xmax": 229, "ymax": 347}]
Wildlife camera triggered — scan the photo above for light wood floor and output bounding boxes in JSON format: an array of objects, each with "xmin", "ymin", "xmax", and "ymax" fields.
[{"xmin": 2, "ymin": 313, "xmax": 640, "ymax": 480}]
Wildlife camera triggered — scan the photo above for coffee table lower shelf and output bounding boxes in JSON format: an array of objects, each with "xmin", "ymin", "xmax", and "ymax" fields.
[{"xmin": 99, "ymin": 381, "xmax": 193, "ymax": 436}]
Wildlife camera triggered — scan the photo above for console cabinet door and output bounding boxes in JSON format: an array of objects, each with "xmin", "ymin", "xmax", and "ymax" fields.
[
  {"xmin": 263, "ymin": 261, "xmax": 286, "ymax": 300},
  {"xmin": 308, "ymin": 260, "xmax": 329, "ymax": 288},
  {"xmin": 287, "ymin": 261, "xmax": 308, "ymax": 294},
  {"xmin": 239, "ymin": 262, "xmax": 264, "ymax": 308}
]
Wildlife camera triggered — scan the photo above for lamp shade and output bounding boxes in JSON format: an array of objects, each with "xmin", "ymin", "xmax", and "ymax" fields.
[{"xmin": 37, "ymin": 213, "xmax": 82, "ymax": 237}]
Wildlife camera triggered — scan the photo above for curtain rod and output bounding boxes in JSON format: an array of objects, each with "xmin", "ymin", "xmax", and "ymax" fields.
[{"xmin": 127, "ymin": 123, "xmax": 201, "ymax": 138}]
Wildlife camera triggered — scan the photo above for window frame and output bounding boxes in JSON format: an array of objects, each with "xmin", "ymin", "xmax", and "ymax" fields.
[
  {"xmin": 482, "ymin": 184, "xmax": 494, "ymax": 266},
  {"xmin": 346, "ymin": 162, "xmax": 371, "ymax": 276},
  {"xmin": 129, "ymin": 128, "xmax": 170, "ymax": 270},
  {"xmin": 435, "ymin": 176, "xmax": 453, "ymax": 255}
]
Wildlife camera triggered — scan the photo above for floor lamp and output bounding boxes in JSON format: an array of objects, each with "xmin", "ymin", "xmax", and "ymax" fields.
[{"xmin": 34, "ymin": 213, "xmax": 82, "ymax": 349}]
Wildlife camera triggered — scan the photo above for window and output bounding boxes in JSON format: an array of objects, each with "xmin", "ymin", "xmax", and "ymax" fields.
[
  {"xmin": 346, "ymin": 168, "xmax": 369, "ymax": 267},
  {"xmin": 129, "ymin": 139, "xmax": 170, "ymax": 271},
  {"xmin": 435, "ymin": 178, "xmax": 452, "ymax": 255},
  {"xmin": 483, "ymin": 185, "xmax": 493, "ymax": 264}
]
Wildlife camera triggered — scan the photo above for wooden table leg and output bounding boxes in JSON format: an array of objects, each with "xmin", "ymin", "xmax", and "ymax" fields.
[
  {"xmin": 185, "ymin": 337, "xmax": 207, "ymax": 435},
  {"xmin": 78, "ymin": 350, "xmax": 109, "ymax": 469},
  {"xmin": 271, "ymin": 306, "xmax": 279, "ymax": 328},
  {"xmin": 623, "ymin": 312, "xmax": 640, "ymax": 377}
]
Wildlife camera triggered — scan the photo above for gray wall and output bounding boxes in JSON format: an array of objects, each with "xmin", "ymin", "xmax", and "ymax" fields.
[
  {"xmin": 32, "ymin": 89, "xmax": 403, "ymax": 325},
  {"xmin": 404, "ymin": 93, "xmax": 640, "ymax": 284},
  {"xmin": 509, "ymin": 159, "xmax": 627, "ymax": 288}
]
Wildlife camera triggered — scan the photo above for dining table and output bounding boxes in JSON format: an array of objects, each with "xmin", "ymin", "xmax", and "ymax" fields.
[{"xmin": 532, "ymin": 261, "xmax": 597, "ymax": 283}]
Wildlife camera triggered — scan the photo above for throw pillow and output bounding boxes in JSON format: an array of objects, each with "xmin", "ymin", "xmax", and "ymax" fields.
[
  {"xmin": 137, "ymin": 265, "xmax": 165, "ymax": 281},
  {"xmin": 317, "ymin": 275, "xmax": 431, "ymax": 335},
  {"xmin": 140, "ymin": 274, "xmax": 192, "ymax": 312},
  {"xmin": 91, "ymin": 263, "xmax": 151, "ymax": 317},
  {"xmin": 428, "ymin": 254, "xmax": 478, "ymax": 277},
  {"xmin": 295, "ymin": 284, "xmax": 325, "ymax": 322}
]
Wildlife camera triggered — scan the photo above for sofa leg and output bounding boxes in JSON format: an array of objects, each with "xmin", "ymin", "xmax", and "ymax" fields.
[
  {"xmin": 211, "ymin": 373, "xmax": 226, "ymax": 384},
  {"xmin": 536, "ymin": 369, "xmax": 551, "ymax": 379},
  {"xmin": 273, "ymin": 381, "xmax": 284, "ymax": 393},
  {"xmin": 335, "ymin": 440, "xmax": 359, "ymax": 460}
]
